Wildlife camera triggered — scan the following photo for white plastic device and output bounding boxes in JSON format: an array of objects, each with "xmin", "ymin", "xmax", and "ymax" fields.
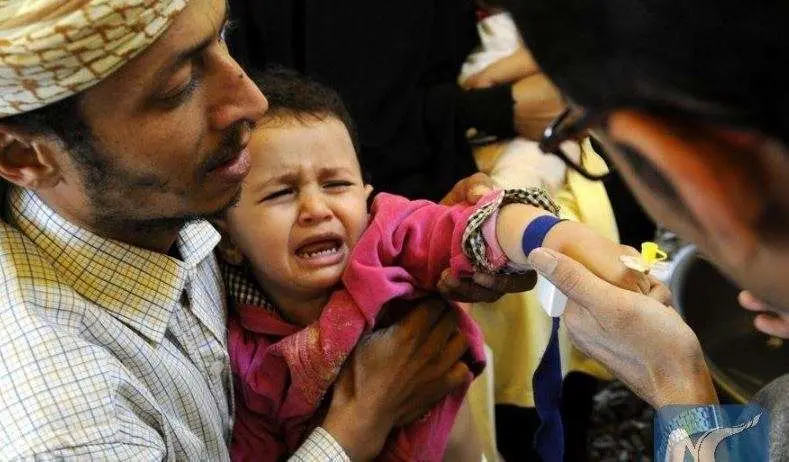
[{"xmin": 535, "ymin": 275, "xmax": 567, "ymax": 317}]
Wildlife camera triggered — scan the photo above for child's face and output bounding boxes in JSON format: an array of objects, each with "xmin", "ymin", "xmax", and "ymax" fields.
[{"xmin": 223, "ymin": 116, "xmax": 372, "ymax": 300}]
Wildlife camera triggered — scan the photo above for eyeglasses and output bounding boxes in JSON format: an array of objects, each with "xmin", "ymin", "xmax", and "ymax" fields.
[{"xmin": 539, "ymin": 105, "xmax": 610, "ymax": 181}]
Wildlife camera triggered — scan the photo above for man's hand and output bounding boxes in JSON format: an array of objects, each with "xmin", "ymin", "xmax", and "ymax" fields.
[
  {"xmin": 528, "ymin": 247, "xmax": 718, "ymax": 408},
  {"xmin": 739, "ymin": 290, "xmax": 789, "ymax": 338},
  {"xmin": 439, "ymin": 172, "xmax": 498, "ymax": 206},
  {"xmin": 437, "ymin": 269, "xmax": 537, "ymax": 303},
  {"xmin": 438, "ymin": 173, "xmax": 538, "ymax": 302},
  {"xmin": 322, "ymin": 298, "xmax": 469, "ymax": 461}
]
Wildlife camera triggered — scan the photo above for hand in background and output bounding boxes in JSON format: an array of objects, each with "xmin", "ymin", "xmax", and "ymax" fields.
[
  {"xmin": 461, "ymin": 48, "xmax": 540, "ymax": 90},
  {"xmin": 511, "ymin": 73, "xmax": 564, "ymax": 140}
]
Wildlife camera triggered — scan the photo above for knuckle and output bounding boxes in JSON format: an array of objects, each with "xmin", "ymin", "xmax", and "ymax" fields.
[
  {"xmin": 445, "ymin": 362, "xmax": 470, "ymax": 388},
  {"xmin": 551, "ymin": 263, "xmax": 585, "ymax": 297},
  {"xmin": 620, "ymin": 244, "xmax": 640, "ymax": 257}
]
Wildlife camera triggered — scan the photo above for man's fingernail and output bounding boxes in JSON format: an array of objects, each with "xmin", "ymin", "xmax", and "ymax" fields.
[
  {"xmin": 472, "ymin": 272, "xmax": 495, "ymax": 288},
  {"xmin": 528, "ymin": 248, "xmax": 559, "ymax": 275}
]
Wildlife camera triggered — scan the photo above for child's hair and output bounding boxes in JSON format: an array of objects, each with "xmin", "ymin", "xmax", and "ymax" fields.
[{"xmin": 251, "ymin": 67, "xmax": 361, "ymax": 155}]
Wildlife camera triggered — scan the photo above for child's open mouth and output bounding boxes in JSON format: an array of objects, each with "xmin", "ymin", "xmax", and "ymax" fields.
[
  {"xmin": 294, "ymin": 234, "xmax": 346, "ymax": 267},
  {"xmin": 296, "ymin": 239, "xmax": 342, "ymax": 259}
]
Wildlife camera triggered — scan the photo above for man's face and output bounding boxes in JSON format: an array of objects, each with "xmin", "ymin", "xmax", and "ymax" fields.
[
  {"xmin": 56, "ymin": 0, "xmax": 268, "ymax": 231},
  {"xmin": 594, "ymin": 112, "xmax": 789, "ymax": 317}
]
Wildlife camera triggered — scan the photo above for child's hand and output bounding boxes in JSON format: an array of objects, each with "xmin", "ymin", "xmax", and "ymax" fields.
[{"xmin": 545, "ymin": 221, "xmax": 656, "ymax": 296}]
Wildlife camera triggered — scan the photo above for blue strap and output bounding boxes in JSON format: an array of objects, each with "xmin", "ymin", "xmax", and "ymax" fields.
[
  {"xmin": 533, "ymin": 317, "xmax": 564, "ymax": 462},
  {"xmin": 522, "ymin": 215, "xmax": 564, "ymax": 257},
  {"xmin": 521, "ymin": 214, "xmax": 565, "ymax": 461}
]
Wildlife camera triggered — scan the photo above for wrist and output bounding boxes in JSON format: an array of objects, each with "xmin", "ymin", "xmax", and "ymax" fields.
[
  {"xmin": 322, "ymin": 403, "xmax": 392, "ymax": 461},
  {"xmin": 496, "ymin": 203, "xmax": 553, "ymax": 264},
  {"xmin": 650, "ymin": 337, "xmax": 718, "ymax": 407}
]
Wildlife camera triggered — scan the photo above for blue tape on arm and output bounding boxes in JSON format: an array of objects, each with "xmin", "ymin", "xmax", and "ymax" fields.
[{"xmin": 522, "ymin": 215, "xmax": 564, "ymax": 257}]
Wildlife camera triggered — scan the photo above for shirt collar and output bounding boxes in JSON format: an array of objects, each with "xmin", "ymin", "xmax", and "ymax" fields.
[
  {"xmin": 6, "ymin": 186, "xmax": 220, "ymax": 345},
  {"xmin": 220, "ymin": 261, "xmax": 276, "ymax": 310},
  {"xmin": 220, "ymin": 261, "xmax": 296, "ymax": 335}
]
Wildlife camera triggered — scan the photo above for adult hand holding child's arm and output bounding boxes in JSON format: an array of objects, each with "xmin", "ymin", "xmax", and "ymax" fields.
[
  {"xmin": 437, "ymin": 173, "xmax": 539, "ymax": 302},
  {"xmin": 527, "ymin": 247, "xmax": 719, "ymax": 408},
  {"xmin": 318, "ymin": 298, "xmax": 469, "ymax": 461}
]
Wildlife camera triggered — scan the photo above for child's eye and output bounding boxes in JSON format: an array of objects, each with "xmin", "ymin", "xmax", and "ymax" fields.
[
  {"xmin": 324, "ymin": 181, "xmax": 354, "ymax": 189},
  {"xmin": 261, "ymin": 188, "xmax": 293, "ymax": 201}
]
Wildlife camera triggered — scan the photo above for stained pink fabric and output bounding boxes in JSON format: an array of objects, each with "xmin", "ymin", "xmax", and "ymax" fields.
[{"xmin": 230, "ymin": 193, "xmax": 504, "ymax": 461}]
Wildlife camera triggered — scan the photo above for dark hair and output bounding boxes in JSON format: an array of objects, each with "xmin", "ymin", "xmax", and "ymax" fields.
[
  {"xmin": 499, "ymin": 0, "xmax": 789, "ymax": 144},
  {"xmin": 1, "ymin": 94, "xmax": 92, "ymax": 153},
  {"xmin": 251, "ymin": 67, "xmax": 361, "ymax": 155},
  {"xmin": 1, "ymin": 94, "xmax": 101, "ymax": 200}
]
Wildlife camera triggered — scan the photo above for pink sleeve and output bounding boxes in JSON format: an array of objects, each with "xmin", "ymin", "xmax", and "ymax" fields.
[{"xmin": 342, "ymin": 193, "xmax": 479, "ymax": 316}]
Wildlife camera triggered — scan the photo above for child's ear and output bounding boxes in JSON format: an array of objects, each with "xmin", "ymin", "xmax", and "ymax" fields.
[
  {"xmin": 213, "ymin": 218, "xmax": 245, "ymax": 266},
  {"xmin": 364, "ymin": 184, "xmax": 374, "ymax": 199}
]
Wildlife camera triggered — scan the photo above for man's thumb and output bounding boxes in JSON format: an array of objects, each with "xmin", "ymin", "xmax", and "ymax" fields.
[{"xmin": 528, "ymin": 247, "xmax": 602, "ymax": 305}]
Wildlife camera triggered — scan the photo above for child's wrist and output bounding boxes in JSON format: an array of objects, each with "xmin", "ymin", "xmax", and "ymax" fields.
[{"xmin": 496, "ymin": 204, "xmax": 554, "ymax": 264}]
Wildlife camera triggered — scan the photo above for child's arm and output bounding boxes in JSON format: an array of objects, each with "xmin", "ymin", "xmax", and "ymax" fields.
[{"xmin": 496, "ymin": 203, "xmax": 648, "ymax": 294}]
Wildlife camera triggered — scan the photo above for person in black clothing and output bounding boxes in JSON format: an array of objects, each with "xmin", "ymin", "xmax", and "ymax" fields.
[{"xmin": 227, "ymin": 0, "xmax": 534, "ymax": 202}]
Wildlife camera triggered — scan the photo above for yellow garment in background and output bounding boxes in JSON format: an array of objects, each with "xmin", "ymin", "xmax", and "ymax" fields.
[{"xmin": 472, "ymin": 138, "xmax": 615, "ymax": 409}]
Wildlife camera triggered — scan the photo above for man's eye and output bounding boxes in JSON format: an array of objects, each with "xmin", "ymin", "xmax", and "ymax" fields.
[
  {"xmin": 160, "ymin": 77, "xmax": 199, "ymax": 106},
  {"xmin": 262, "ymin": 188, "xmax": 293, "ymax": 201}
]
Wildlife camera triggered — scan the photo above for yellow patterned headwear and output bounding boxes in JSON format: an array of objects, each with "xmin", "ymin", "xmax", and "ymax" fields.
[{"xmin": 0, "ymin": 0, "xmax": 189, "ymax": 117}]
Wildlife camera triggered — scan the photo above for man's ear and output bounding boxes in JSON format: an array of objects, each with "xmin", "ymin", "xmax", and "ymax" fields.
[
  {"xmin": 213, "ymin": 218, "xmax": 246, "ymax": 266},
  {"xmin": 0, "ymin": 124, "xmax": 61, "ymax": 189},
  {"xmin": 608, "ymin": 110, "xmax": 766, "ymax": 267}
]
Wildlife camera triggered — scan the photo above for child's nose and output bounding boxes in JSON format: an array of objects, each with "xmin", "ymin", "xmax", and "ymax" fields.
[{"xmin": 298, "ymin": 193, "xmax": 333, "ymax": 225}]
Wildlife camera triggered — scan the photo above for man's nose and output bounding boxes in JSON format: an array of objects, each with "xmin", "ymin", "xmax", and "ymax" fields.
[{"xmin": 208, "ymin": 52, "xmax": 269, "ymax": 132}]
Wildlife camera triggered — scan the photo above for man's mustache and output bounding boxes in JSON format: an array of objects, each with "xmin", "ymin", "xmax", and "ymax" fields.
[{"xmin": 199, "ymin": 120, "xmax": 253, "ymax": 177}]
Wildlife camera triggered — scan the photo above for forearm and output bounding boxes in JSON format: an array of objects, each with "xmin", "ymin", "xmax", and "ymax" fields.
[
  {"xmin": 648, "ymin": 336, "xmax": 719, "ymax": 408},
  {"xmin": 496, "ymin": 203, "xmax": 596, "ymax": 265},
  {"xmin": 319, "ymin": 397, "xmax": 393, "ymax": 462}
]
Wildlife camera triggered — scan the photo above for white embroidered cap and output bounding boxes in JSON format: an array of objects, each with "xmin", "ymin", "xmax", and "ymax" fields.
[{"xmin": 0, "ymin": 0, "xmax": 189, "ymax": 117}]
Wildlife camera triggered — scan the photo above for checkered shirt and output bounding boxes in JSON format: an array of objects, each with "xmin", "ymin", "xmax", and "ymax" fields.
[{"xmin": 0, "ymin": 186, "xmax": 348, "ymax": 461}]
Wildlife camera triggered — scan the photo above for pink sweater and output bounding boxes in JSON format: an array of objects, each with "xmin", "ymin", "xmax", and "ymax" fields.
[{"xmin": 229, "ymin": 193, "xmax": 511, "ymax": 461}]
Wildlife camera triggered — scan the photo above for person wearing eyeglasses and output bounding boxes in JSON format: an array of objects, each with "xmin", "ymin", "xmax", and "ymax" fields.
[{"xmin": 489, "ymin": 0, "xmax": 789, "ymax": 459}]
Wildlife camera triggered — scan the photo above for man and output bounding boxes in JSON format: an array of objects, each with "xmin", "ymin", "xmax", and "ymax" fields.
[
  {"xmin": 0, "ymin": 1, "xmax": 530, "ymax": 459},
  {"xmin": 489, "ymin": 0, "xmax": 789, "ymax": 458}
]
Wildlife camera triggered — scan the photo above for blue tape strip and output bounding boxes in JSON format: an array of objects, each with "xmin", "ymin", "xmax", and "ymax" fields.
[{"xmin": 522, "ymin": 215, "xmax": 563, "ymax": 257}]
